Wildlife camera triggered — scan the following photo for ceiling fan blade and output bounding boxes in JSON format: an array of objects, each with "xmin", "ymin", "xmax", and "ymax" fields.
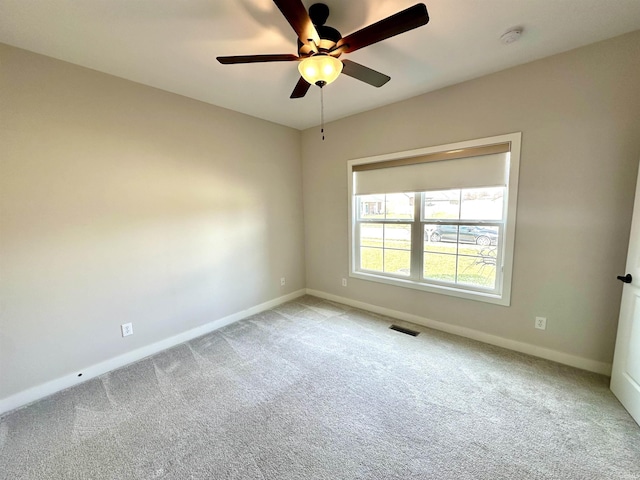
[
  {"xmin": 273, "ymin": 0, "xmax": 320, "ymax": 46},
  {"xmin": 337, "ymin": 3, "xmax": 429, "ymax": 54},
  {"xmin": 290, "ymin": 76, "xmax": 311, "ymax": 99},
  {"xmin": 217, "ymin": 54, "xmax": 299, "ymax": 64},
  {"xmin": 341, "ymin": 60, "xmax": 390, "ymax": 87}
]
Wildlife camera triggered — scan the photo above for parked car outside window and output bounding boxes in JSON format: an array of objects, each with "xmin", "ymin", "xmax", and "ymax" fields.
[{"xmin": 429, "ymin": 225, "xmax": 497, "ymax": 246}]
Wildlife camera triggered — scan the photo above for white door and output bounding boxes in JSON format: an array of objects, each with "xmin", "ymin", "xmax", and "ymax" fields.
[{"xmin": 611, "ymin": 162, "xmax": 640, "ymax": 426}]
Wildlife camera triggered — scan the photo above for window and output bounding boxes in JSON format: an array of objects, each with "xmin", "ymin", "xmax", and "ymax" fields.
[{"xmin": 348, "ymin": 133, "xmax": 521, "ymax": 305}]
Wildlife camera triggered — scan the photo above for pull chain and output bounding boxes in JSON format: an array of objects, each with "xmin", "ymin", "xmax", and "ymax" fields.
[{"xmin": 320, "ymin": 86, "xmax": 325, "ymax": 141}]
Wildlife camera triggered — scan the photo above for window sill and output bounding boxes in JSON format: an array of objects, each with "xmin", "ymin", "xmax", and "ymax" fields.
[{"xmin": 350, "ymin": 270, "xmax": 510, "ymax": 306}]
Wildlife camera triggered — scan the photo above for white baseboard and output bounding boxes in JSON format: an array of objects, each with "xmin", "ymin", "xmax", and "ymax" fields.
[
  {"xmin": 307, "ymin": 289, "xmax": 613, "ymax": 376},
  {"xmin": 0, "ymin": 289, "xmax": 306, "ymax": 416},
  {"xmin": 2, "ymin": 287, "xmax": 611, "ymax": 416}
]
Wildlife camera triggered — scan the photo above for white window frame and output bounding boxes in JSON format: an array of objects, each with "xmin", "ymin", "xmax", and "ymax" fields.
[{"xmin": 347, "ymin": 133, "xmax": 521, "ymax": 306}]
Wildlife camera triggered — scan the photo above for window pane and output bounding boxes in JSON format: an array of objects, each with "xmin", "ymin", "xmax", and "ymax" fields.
[
  {"xmin": 358, "ymin": 194, "xmax": 385, "ymax": 220},
  {"xmin": 360, "ymin": 247, "xmax": 383, "ymax": 272},
  {"xmin": 424, "ymin": 225, "xmax": 499, "ymax": 289},
  {"xmin": 423, "ymin": 190, "xmax": 460, "ymax": 219},
  {"xmin": 462, "ymin": 225, "xmax": 499, "ymax": 246},
  {"xmin": 424, "ymin": 224, "xmax": 457, "ymax": 254},
  {"xmin": 427, "ymin": 224, "xmax": 499, "ymax": 247},
  {"xmin": 424, "ymin": 253, "xmax": 456, "ymax": 282},
  {"xmin": 385, "ymin": 193, "xmax": 414, "ymax": 220},
  {"xmin": 458, "ymin": 243, "xmax": 493, "ymax": 257},
  {"xmin": 360, "ymin": 223, "xmax": 383, "ymax": 247},
  {"xmin": 360, "ymin": 223, "xmax": 411, "ymax": 275},
  {"xmin": 384, "ymin": 224, "xmax": 411, "ymax": 250},
  {"xmin": 384, "ymin": 250, "xmax": 411, "ymax": 276},
  {"xmin": 427, "ymin": 224, "xmax": 460, "ymax": 244},
  {"xmin": 458, "ymin": 251, "xmax": 497, "ymax": 289},
  {"xmin": 460, "ymin": 187, "xmax": 504, "ymax": 220}
]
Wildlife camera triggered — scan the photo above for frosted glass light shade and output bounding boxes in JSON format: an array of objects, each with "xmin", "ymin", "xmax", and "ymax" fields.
[{"xmin": 298, "ymin": 54, "xmax": 343, "ymax": 86}]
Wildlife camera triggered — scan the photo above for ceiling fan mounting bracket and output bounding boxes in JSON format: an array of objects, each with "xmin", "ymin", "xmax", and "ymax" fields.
[
  {"xmin": 298, "ymin": 5, "xmax": 341, "ymax": 58},
  {"xmin": 309, "ymin": 3, "xmax": 329, "ymax": 26}
]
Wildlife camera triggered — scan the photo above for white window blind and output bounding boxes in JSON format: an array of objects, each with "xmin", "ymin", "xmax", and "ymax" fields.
[{"xmin": 353, "ymin": 147, "xmax": 509, "ymax": 196}]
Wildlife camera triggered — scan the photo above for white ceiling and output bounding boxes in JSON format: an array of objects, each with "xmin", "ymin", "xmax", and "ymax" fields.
[{"xmin": 1, "ymin": 0, "xmax": 640, "ymax": 130}]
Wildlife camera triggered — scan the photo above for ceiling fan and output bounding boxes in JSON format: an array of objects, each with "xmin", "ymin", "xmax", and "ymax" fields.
[{"xmin": 217, "ymin": 1, "xmax": 430, "ymax": 99}]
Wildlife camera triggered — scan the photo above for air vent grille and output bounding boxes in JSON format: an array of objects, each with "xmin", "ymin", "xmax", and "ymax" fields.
[{"xmin": 389, "ymin": 324, "xmax": 420, "ymax": 336}]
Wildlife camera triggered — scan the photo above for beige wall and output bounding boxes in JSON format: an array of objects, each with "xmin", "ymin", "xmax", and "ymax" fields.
[
  {"xmin": 302, "ymin": 31, "xmax": 640, "ymax": 368},
  {"xmin": 3, "ymin": 30, "xmax": 640, "ymax": 406},
  {"xmin": 0, "ymin": 44, "xmax": 305, "ymax": 400}
]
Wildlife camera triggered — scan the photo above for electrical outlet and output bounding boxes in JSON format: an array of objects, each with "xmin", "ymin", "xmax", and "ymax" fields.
[
  {"xmin": 342, "ymin": 278, "xmax": 348, "ymax": 287},
  {"xmin": 535, "ymin": 317, "xmax": 547, "ymax": 330},
  {"xmin": 121, "ymin": 323, "xmax": 133, "ymax": 337},
  {"xmin": 280, "ymin": 277, "xmax": 286, "ymax": 286}
]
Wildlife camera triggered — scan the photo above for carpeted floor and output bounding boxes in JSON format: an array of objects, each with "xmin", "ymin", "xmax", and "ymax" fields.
[{"xmin": 1, "ymin": 295, "xmax": 639, "ymax": 479}]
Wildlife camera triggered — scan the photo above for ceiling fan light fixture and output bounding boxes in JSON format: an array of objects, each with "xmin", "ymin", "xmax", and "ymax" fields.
[{"xmin": 298, "ymin": 54, "xmax": 343, "ymax": 87}]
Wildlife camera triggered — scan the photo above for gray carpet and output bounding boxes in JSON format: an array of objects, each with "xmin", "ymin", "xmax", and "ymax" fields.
[{"xmin": 1, "ymin": 295, "xmax": 639, "ymax": 479}]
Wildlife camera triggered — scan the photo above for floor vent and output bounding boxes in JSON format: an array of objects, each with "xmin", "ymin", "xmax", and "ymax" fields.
[{"xmin": 389, "ymin": 325, "xmax": 420, "ymax": 336}]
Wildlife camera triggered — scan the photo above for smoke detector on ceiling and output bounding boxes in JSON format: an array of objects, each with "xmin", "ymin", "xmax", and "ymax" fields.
[{"xmin": 500, "ymin": 28, "xmax": 523, "ymax": 45}]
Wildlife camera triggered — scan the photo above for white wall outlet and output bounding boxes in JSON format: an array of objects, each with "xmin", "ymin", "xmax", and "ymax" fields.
[
  {"xmin": 535, "ymin": 317, "xmax": 547, "ymax": 330},
  {"xmin": 342, "ymin": 278, "xmax": 348, "ymax": 287},
  {"xmin": 121, "ymin": 323, "xmax": 133, "ymax": 337},
  {"xmin": 280, "ymin": 277, "xmax": 286, "ymax": 286}
]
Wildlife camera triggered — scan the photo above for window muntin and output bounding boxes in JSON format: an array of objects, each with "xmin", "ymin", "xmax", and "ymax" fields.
[
  {"xmin": 348, "ymin": 133, "xmax": 521, "ymax": 306},
  {"xmin": 423, "ymin": 188, "xmax": 504, "ymax": 221},
  {"xmin": 424, "ymin": 224, "xmax": 499, "ymax": 289},
  {"xmin": 356, "ymin": 188, "xmax": 504, "ymax": 294},
  {"xmin": 358, "ymin": 193, "xmax": 414, "ymax": 276},
  {"xmin": 358, "ymin": 193, "xmax": 414, "ymax": 220},
  {"xmin": 359, "ymin": 223, "xmax": 412, "ymax": 276},
  {"xmin": 420, "ymin": 187, "xmax": 504, "ymax": 291}
]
